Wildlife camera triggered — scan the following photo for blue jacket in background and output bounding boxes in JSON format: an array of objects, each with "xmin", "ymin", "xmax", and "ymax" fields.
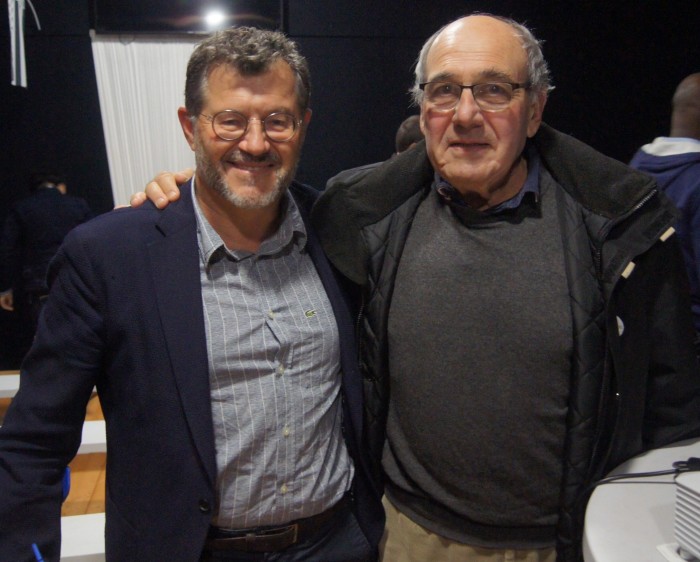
[{"xmin": 630, "ymin": 137, "xmax": 700, "ymax": 332}]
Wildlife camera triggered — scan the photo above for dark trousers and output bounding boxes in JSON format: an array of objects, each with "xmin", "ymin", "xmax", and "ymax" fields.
[{"xmin": 200, "ymin": 502, "xmax": 375, "ymax": 562}]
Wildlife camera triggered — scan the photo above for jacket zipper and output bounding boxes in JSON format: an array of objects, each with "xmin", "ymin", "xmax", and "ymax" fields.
[{"xmin": 592, "ymin": 188, "xmax": 657, "ymax": 279}]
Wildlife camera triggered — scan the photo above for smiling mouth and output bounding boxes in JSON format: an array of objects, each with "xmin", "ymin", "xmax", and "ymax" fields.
[{"xmin": 226, "ymin": 160, "xmax": 275, "ymax": 173}]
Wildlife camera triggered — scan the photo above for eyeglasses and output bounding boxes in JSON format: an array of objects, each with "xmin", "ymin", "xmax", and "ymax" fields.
[
  {"xmin": 200, "ymin": 110, "xmax": 302, "ymax": 142},
  {"xmin": 419, "ymin": 81, "xmax": 529, "ymax": 112}
]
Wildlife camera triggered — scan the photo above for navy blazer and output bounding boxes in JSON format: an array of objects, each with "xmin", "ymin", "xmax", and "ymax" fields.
[{"xmin": 0, "ymin": 181, "xmax": 383, "ymax": 561}]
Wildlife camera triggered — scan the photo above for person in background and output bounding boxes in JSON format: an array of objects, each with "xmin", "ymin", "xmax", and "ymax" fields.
[
  {"xmin": 326, "ymin": 115, "xmax": 423, "ymax": 191},
  {"xmin": 630, "ymin": 72, "xmax": 700, "ymax": 346},
  {"xmin": 135, "ymin": 14, "xmax": 700, "ymax": 562},
  {"xmin": 0, "ymin": 27, "xmax": 383, "ymax": 562},
  {"xmin": 0, "ymin": 173, "xmax": 92, "ymax": 356}
]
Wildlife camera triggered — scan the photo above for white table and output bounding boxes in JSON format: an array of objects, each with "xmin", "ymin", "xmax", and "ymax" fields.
[
  {"xmin": 583, "ymin": 438, "xmax": 700, "ymax": 562},
  {"xmin": 60, "ymin": 512, "xmax": 105, "ymax": 561},
  {"xmin": 78, "ymin": 421, "xmax": 107, "ymax": 454},
  {"xmin": 0, "ymin": 373, "xmax": 20, "ymax": 398}
]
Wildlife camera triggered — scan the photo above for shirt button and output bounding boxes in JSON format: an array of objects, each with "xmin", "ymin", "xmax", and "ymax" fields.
[
  {"xmin": 268, "ymin": 310, "xmax": 275, "ymax": 320},
  {"xmin": 283, "ymin": 426, "xmax": 290, "ymax": 437},
  {"xmin": 198, "ymin": 499, "xmax": 211, "ymax": 513},
  {"xmin": 276, "ymin": 364, "xmax": 285, "ymax": 375},
  {"xmin": 280, "ymin": 484, "xmax": 288, "ymax": 494}
]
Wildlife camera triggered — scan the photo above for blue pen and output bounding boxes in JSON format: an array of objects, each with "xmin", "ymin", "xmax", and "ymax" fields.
[{"xmin": 31, "ymin": 543, "xmax": 45, "ymax": 562}]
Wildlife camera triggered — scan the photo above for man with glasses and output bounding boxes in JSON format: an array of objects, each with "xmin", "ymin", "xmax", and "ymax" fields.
[
  {"xmin": 0, "ymin": 27, "xmax": 383, "ymax": 562},
  {"xmin": 314, "ymin": 14, "xmax": 700, "ymax": 561},
  {"xmin": 137, "ymin": 14, "xmax": 700, "ymax": 562}
]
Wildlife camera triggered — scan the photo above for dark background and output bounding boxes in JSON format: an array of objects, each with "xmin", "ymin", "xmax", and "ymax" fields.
[
  {"xmin": 1, "ymin": 1, "xmax": 699, "ymax": 213},
  {"xmin": 0, "ymin": 0, "xmax": 698, "ymax": 367}
]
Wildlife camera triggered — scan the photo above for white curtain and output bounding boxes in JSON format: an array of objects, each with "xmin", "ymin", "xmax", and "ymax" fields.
[{"xmin": 91, "ymin": 35, "xmax": 200, "ymax": 206}]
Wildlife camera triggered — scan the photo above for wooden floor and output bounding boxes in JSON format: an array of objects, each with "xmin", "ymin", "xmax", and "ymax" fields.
[{"xmin": 0, "ymin": 388, "xmax": 106, "ymax": 516}]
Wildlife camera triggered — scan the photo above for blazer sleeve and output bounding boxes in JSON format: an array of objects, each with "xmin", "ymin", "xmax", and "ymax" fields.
[{"xmin": 0, "ymin": 230, "xmax": 103, "ymax": 562}]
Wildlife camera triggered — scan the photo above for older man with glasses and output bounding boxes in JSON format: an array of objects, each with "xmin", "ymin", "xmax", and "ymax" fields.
[
  {"xmin": 137, "ymin": 13, "xmax": 700, "ymax": 562},
  {"xmin": 313, "ymin": 13, "xmax": 700, "ymax": 562}
]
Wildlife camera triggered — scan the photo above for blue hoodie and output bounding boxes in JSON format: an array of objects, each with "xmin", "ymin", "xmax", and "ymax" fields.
[{"xmin": 630, "ymin": 137, "xmax": 700, "ymax": 331}]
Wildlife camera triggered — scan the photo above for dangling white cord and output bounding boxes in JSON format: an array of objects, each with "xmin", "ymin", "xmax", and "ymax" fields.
[{"xmin": 26, "ymin": 0, "xmax": 40, "ymax": 30}]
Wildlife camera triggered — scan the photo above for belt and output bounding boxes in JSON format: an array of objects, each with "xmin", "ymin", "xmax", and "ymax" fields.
[{"xmin": 204, "ymin": 494, "xmax": 350, "ymax": 553}]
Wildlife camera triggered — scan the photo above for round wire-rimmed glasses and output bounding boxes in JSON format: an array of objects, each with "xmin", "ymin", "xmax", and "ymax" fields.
[{"xmin": 200, "ymin": 110, "xmax": 302, "ymax": 142}]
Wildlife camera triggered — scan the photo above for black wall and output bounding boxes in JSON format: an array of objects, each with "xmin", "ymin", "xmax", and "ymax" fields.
[{"xmin": 0, "ymin": 1, "xmax": 113, "ymax": 217}]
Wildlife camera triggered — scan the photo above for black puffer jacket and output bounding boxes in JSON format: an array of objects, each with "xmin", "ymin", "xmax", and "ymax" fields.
[{"xmin": 311, "ymin": 123, "xmax": 700, "ymax": 561}]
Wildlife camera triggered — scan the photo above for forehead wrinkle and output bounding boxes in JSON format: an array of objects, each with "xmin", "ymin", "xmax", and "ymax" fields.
[{"xmin": 428, "ymin": 68, "xmax": 518, "ymax": 85}]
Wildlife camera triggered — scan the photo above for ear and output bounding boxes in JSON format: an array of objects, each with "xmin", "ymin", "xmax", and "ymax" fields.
[
  {"xmin": 178, "ymin": 107, "xmax": 196, "ymax": 150},
  {"xmin": 526, "ymin": 92, "xmax": 547, "ymax": 138},
  {"xmin": 303, "ymin": 108, "xmax": 312, "ymax": 126},
  {"xmin": 298, "ymin": 108, "xmax": 312, "ymax": 143}
]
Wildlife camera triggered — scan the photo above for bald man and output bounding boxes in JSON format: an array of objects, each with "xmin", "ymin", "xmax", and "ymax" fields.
[
  {"xmin": 314, "ymin": 17, "xmax": 700, "ymax": 562},
  {"xmin": 630, "ymin": 73, "xmax": 700, "ymax": 339}
]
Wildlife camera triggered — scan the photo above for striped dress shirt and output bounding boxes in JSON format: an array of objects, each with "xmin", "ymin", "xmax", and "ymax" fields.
[{"xmin": 192, "ymin": 184, "xmax": 353, "ymax": 530}]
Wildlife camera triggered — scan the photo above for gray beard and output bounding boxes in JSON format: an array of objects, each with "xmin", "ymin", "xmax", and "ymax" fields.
[{"xmin": 194, "ymin": 141, "xmax": 296, "ymax": 209}]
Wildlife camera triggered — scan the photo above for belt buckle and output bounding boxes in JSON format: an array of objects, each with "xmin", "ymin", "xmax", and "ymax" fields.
[
  {"xmin": 257, "ymin": 523, "xmax": 298, "ymax": 541},
  {"xmin": 247, "ymin": 523, "xmax": 298, "ymax": 549}
]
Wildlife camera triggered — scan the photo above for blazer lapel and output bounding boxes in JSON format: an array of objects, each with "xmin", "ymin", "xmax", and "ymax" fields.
[{"xmin": 147, "ymin": 182, "xmax": 217, "ymax": 487}]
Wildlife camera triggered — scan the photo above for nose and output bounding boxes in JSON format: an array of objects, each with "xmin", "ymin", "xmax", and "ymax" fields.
[
  {"xmin": 237, "ymin": 118, "xmax": 269, "ymax": 155},
  {"xmin": 452, "ymin": 88, "xmax": 483, "ymax": 126}
]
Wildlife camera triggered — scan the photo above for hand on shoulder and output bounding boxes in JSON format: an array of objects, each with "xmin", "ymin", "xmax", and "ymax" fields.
[{"xmin": 129, "ymin": 168, "xmax": 194, "ymax": 209}]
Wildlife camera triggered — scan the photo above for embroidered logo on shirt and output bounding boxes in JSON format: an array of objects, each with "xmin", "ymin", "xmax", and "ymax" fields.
[{"xmin": 304, "ymin": 309, "xmax": 316, "ymax": 318}]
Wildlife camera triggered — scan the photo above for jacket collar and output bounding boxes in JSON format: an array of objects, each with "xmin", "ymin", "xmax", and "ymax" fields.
[
  {"xmin": 319, "ymin": 122, "xmax": 661, "ymax": 221},
  {"xmin": 532, "ymin": 123, "xmax": 659, "ymax": 220},
  {"xmin": 312, "ymin": 123, "xmax": 673, "ymax": 285}
]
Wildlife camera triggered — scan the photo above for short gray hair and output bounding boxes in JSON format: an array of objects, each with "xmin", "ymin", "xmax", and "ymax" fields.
[
  {"xmin": 410, "ymin": 14, "xmax": 553, "ymax": 106},
  {"xmin": 185, "ymin": 26, "xmax": 311, "ymax": 117}
]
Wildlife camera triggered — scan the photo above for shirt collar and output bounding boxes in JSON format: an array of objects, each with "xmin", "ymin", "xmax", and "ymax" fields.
[{"xmin": 191, "ymin": 178, "xmax": 307, "ymax": 269}]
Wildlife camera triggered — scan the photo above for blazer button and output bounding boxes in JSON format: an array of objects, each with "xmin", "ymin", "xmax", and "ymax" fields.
[{"xmin": 199, "ymin": 499, "xmax": 211, "ymax": 513}]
